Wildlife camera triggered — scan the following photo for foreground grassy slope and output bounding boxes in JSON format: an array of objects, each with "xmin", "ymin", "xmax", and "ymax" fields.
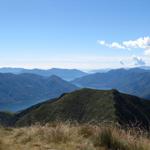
[
  {"xmin": 13, "ymin": 89, "xmax": 150, "ymax": 128},
  {"xmin": 0, "ymin": 123, "xmax": 150, "ymax": 150}
]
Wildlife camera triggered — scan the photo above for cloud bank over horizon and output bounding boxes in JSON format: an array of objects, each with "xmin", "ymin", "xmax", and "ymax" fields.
[
  {"xmin": 97, "ymin": 37, "xmax": 150, "ymax": 56},
  {"xmin": 132, "ymin": 56, "xmax": 146, "ymax": 66}
]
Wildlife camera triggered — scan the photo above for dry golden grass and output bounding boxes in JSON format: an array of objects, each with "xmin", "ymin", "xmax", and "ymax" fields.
[{"xmin": 0, "ymin": 123, "xmax": 149, "ymax": 150}]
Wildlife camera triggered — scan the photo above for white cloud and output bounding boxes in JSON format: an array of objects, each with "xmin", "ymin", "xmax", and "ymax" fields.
[
  {"xmin": 97, "ymin": 40, "xmax": 125, "ymax": 49},
  {"xmin": 97, "ymin": 37, "xmax": 150, "ymax": 55},
  {"xmin": 123, "ymin": 37, "xmax": 150, "ymax": 49},
  {"xmin": 99, "ymin": 40, "xmax": 106, "ymax": 45},
  {"xmin": 111, "ymin": 42, "xmax": 125, "ymax": 49},
  {"xmin": 144, "ymin": 49, "xmax": 150, "ymax": 56},
  {"xmin": 132, "ymin": 56, "xmax": 146, "ymax": 66}
]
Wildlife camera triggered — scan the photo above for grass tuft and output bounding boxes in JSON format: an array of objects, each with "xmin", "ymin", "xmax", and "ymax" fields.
[{"xmin": 0, "ymin": 122, "xmax": 149, "ymax": 150}]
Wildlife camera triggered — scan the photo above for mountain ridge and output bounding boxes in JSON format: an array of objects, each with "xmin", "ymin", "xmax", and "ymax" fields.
[
  {"xmin": 8, "ymin": 88, "xmax": 150, "ymax": 129},
  {"xmin": 0, "ymin": 67, "xmax": 88, "ymax": 81}
]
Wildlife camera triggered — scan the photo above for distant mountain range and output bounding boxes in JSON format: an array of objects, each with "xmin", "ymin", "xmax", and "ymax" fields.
[
  {"xmin": 0, "ymin": 67, "xmax": 88, "ymax": 81},
  {"xmin": 72, "ymin": 68, "xmax": 150, "ymax": 99},
  {"xmin": 0, "ymin": 73, "xmax": 77, "ymax": 111},
  {"xmin": 2, "ymin": 89, "xmax": 150, "ymax": 128},
  {"xmin": 1, "ymin": 67, "xmax": 150, "ymax": 112}
]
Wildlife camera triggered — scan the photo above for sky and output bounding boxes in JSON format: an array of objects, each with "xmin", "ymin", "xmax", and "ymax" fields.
[{"xmin": 0, "ymin": 0, "xmax": 150, "ymax": 70}]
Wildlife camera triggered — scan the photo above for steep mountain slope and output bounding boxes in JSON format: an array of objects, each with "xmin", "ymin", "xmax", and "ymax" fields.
[
  {"xmin": 0, "ymin": 67, "xmax": 88, "ymax": 81},
  {"xmin": 13, "ymin": 89, "xmax": 150, "ymax": 128},
  {"xmin": 0, "ymin": 73, "xmax": 77, "ymax": 111},
  {"xmin": 72, "ymin": 68, "xmax": 150, "ymax": 99}
]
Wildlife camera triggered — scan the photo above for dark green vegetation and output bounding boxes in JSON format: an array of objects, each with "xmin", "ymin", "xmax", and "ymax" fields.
[
  {"xmin": 0, "ymin": 67, "xmax": 87, "ymax": 81},
  {"xmin": 72, "ymin": 68, "xmax": 150, "ymax": 99},
  {"xmin": 0, "ymin": 73, "xmax": 77, "ymax": 111},
  {"xmin": 7, "ymin": 88, "xmax": 150, "ymax": 128}
]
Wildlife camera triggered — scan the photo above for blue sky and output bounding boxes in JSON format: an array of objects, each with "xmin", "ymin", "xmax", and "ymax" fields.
[{"xmin": 0, "ymin": 0, "xmax": 150, "ymax": 69}]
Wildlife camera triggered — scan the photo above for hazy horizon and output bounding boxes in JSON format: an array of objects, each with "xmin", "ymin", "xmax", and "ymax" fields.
[{"xmin": 0, "ymin": 66, "xmax": 148, "ymax": 73}]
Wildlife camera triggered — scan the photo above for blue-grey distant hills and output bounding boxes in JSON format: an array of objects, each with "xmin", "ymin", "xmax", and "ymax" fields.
[
  {"xmin": 0, "ymin": 68, "xmax": 88, "ymax": 81},
  {"xmin": 72, "ymin": 68, "xmax": 150, "ymax": 99},
  {"xmin": 0, "ymin": 73, "xmax": 78, "ymax": 111}
]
